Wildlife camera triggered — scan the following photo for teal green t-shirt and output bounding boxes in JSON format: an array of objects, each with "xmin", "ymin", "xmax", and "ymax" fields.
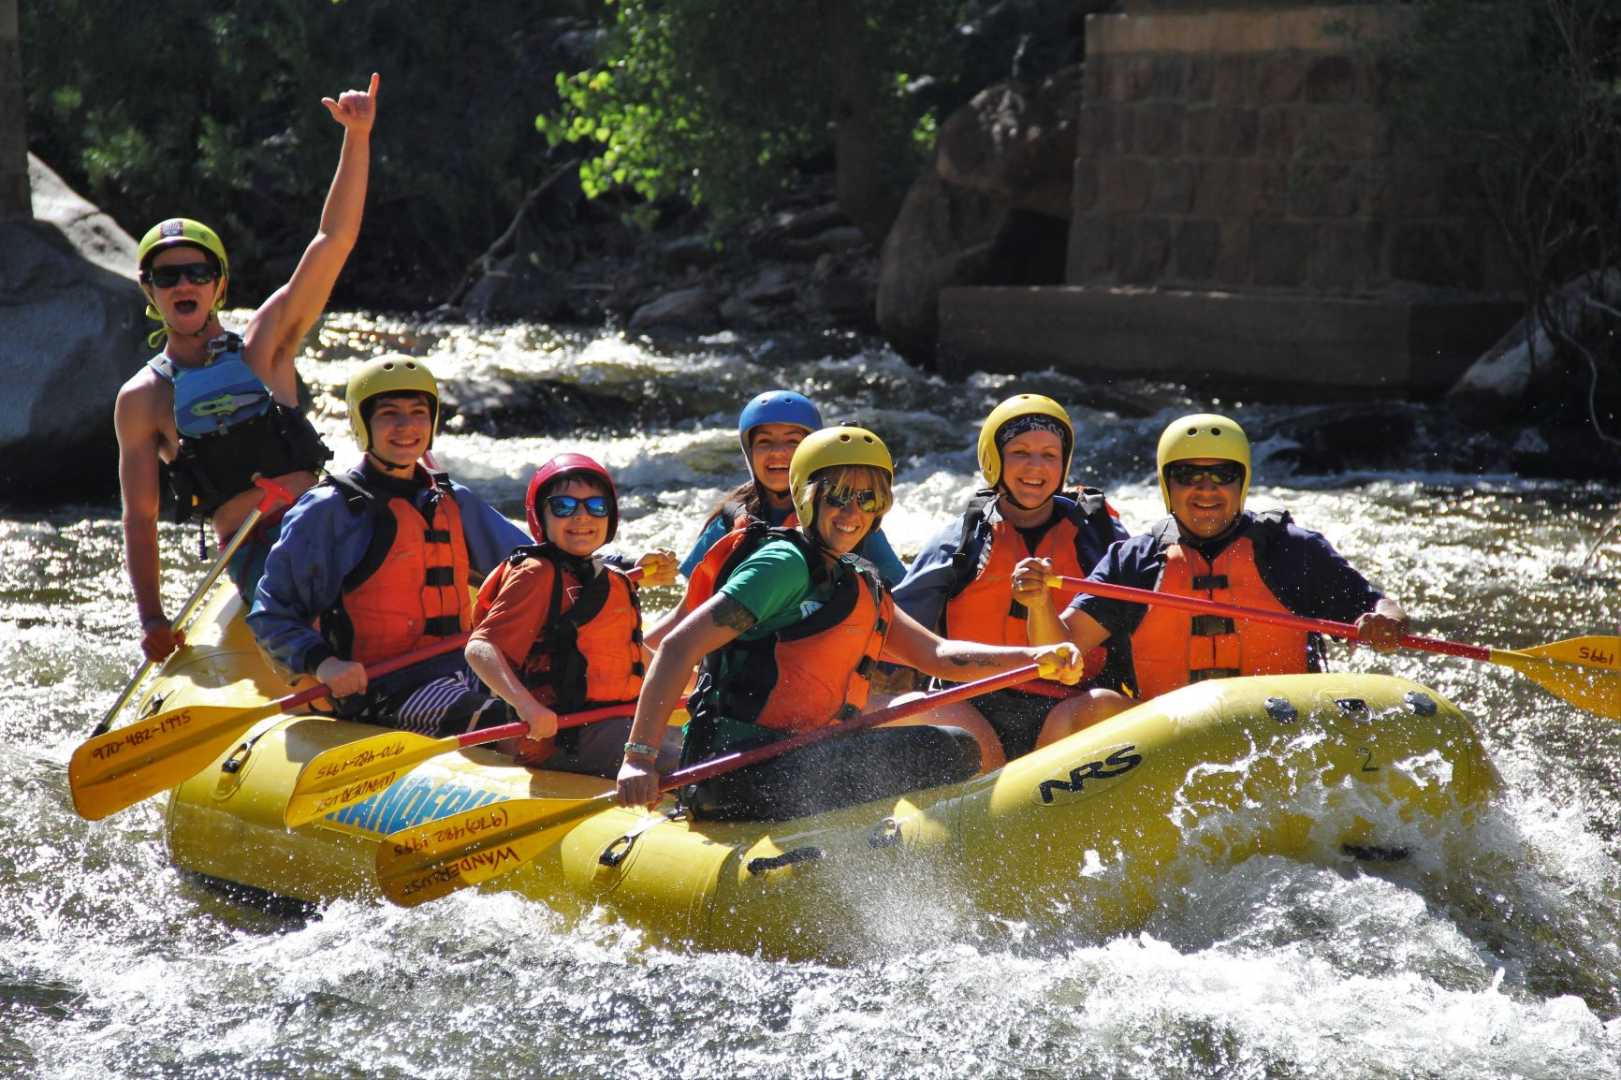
[{"xmin": 719, "ymin": 539, "xmax": 843, "ymax": 640}]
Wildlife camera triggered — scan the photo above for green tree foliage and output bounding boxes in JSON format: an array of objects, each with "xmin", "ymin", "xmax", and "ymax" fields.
[
  {"xmin": 1384, "ymin": 0, "xmax": 1621, "ymax": 435},
  {"xmin": 22, "ymin": 0, "xmax": 567, "ymax": 305},
  {"xmin": 536, "ymin": 0, "xmax": 966, "ymax": 234}
]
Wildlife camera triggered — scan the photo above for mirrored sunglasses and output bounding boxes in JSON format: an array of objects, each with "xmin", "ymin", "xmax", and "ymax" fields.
[
  {"xmin": 1163, "ymin": 461, "xmax": 1244, "ymax": 487},
  {"xmin": 143, "ymin": 263, "xmax": 221, "ymax": 289},
  {"xmin": 545, "ymin": 494, "xmax": 610, "ymax": 519},
  {"xmin": 822, "ymin": 487, "xmax": 879, "ymax": 513}
]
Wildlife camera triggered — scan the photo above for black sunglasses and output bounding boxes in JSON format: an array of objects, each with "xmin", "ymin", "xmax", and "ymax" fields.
[
  {"xmin": 143, "ymin": 263, "xmax": 221, "ymax": 289},
  {"xmin": 1164, "ymin": 461, "xmax": 1244, "ymax": 487},
  {"xmin": 822, "ymin": 487, "xmax": 879, "ymax": 513},
  {"xmin": 545, "ymin": 494, "xmax": 610, "ymax": 519}
]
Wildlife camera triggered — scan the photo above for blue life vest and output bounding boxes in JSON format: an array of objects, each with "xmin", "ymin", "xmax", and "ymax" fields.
[{"xmin": 149, "ymin": 333, "xmax": 331, "ymax": 521}]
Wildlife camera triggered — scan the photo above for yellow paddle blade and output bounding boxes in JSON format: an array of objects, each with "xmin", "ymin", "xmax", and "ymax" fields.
[
  {"xmin": 1491, "ymin": 635, "xmax": 1621, "ymax": 719},
  {"xmin": 69, "ymin": 701, "xmax": 281, "ymax": 820},
  {"xmin": 284, "ymin": 729, "xmax": 458, "ymax": 829},
  {"xmin": 376, "ymin": 793, "xmax": 615, "ymax": 908}
]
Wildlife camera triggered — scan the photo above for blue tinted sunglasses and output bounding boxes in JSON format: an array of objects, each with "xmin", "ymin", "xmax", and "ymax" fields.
[
  {"xmin": 822, "ymin": 487, "xmax": 879, "ymax": 513},
  {"xmin": 1163, "ymin": 461, "xmax": 1244, "ymax": 487},
  {"xmin": 545, "ymin": 495, "xmax": 610, "ymax": 518},
  {"xmin": 143, "ymin": 262, "xmax": 221, "ymax": 289}
]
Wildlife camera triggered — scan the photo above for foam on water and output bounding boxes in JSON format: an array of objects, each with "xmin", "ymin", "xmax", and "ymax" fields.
[{"xmin": 2, "ymin": 317, "xmax": 1618, "ymax": 1078}]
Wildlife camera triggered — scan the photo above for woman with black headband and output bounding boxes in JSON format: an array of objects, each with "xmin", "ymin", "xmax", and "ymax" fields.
[{"xmin": 889, "ymin": 394, "xmax": 1131, "ymax": 769}]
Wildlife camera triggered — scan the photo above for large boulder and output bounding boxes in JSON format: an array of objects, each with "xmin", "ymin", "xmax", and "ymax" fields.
[
  {"xmin": 0, "ymin": 160, "xmax": 146, "ymax": 501},
  {"xmin": 1447, "ymin": 271, "xmax": 1621, "ymax": 428},
  {"xmin": 877, "ymin": 67, "xmax": 1080, "ymax": 365}
]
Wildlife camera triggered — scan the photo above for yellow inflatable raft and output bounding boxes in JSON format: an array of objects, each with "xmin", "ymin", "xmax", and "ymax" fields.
[{"xmin": 150, "ymin": 585, "xmax": 1501, "ymax": 959}]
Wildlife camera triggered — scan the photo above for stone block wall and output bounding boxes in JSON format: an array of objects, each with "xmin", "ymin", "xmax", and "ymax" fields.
[{"xmin": 1068, "ymin": 5, "xmax": 1516, "ymax": 297}]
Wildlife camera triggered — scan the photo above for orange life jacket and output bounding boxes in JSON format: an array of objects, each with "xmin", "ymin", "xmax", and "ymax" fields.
[
  {"xmin": 682, "ymin": 509, "xmax": 801, "ymax": 612},
  {"xmin": 687, "ymin": 529, "xmax": 892, "ymax": 757},
  {"xmin": 1129, "ymin": 513, "xmax": 1313, "ymax": 700},
  {"xmin": 320, "ymin": 469, "xmax": 473, "ymax": 666},
  {"xmin": 473, "ymin": 547, "xmax": 644, "ymax": 711},
  {"xmin": 942, "ymin": 491, "xmax": 1120, "ymax": 694}
]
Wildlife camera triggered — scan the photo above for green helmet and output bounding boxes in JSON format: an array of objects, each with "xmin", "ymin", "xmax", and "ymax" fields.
[
  {"xmin": 345, "ymin": 357, "xmax": 440, "ymax": 452},
  {"xmin": 1155, "ymin": 412, "xmax": 1251, "ymax": 510},
  {"xmin": 136, "ymin": 218, "xmax": 230, "ymax": 319},
  {"xmin": 788, "ymin": 425, "xmax": 894, "ymax": 529}
]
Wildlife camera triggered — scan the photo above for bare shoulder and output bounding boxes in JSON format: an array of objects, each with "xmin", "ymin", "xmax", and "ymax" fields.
[{"xmin": 114, "ymin": 366, "xmax": 169, "ymax": 428}]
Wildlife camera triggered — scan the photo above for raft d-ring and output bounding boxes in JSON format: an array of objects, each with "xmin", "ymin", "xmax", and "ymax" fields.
[
  {"xmin": 746, "ymin": 846, "xmax": 824, "ymax": 876},
  {"xmin": 598, "ymin": 808, "xmax": 683, "ymax": 868},
  {"xmin": 1264, "ymin": 697, "xmax": 1298, "ymax": 724},
  {"xmin": 1403, "ymin": 691, "xmax": 1439, "ymax": 717},
  {"xmin": 142, "ymin": 693, "xmax": 167, "ymax": 719},
  {"xmin": 869, "ymin": 817, "xmax": 903, "ymax": 849},
  {"xmin": 220, "ymin": 740, "xmax": 255, "ymax": 775}
]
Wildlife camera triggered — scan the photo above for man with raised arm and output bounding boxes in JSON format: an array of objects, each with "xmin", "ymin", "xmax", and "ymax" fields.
[{"xmin": 114, "ymin": 73, "xmax": 380, "ymax": 663}]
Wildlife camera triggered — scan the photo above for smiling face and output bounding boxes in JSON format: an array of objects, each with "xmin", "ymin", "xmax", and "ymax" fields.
[
  {"xmin": 541, "ymin": 476, "xmax": 611, "ymax": 557},
  {"xmin": 997, "ymin": 428, "xmax": 1065, "ymax": 511},
  {"xmin": 143, "ymin": 245, "xmax": 223, "ymax": 338},
  {"xmin": 810, "ymin": 465, "xmax": 887, "ymax": 556},
  {"xmin": 1165, "ymin": 457, "xmax": 1244, "ymax": 539},
  {"xmin": 365, "ymin": 393, "xmax": 434, "ymax": 473},
  {"xmin": 748, "ymin": 422, "xmax": 810, "ymax": 497}
]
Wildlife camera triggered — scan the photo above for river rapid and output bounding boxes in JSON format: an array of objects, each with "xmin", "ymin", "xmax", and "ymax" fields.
[{"xmin": 3, "ymin": 313, "xmax": 1619, "ymax": 1079}]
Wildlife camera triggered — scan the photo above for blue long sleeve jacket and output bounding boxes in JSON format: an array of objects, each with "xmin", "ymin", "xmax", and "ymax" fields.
[{"xmin": 248, "ymin": 468, "xmax": 529, "ymax": 676}]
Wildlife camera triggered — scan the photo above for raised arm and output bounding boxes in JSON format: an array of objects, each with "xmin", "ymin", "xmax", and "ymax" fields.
[{"xmin": 244, "ymin": 73, "xmax": 379, "ymax": 388}]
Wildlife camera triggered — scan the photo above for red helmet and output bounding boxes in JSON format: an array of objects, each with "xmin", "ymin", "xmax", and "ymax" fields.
[{"xmin": 525, "ymin": 453, "xmax": 619, "ymax": 543}]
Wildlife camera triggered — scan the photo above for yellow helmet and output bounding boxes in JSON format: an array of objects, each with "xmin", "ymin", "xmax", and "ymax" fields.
[
  {"xmin": 137, "ymin": 218, "xmax": 231, "ymax": 338},
  {"xmin": 345, "ymin": 356, "xmax": 440, "ymax": 452},
  {"xmin": 1155, "ymin": 412, "xmax": 1251, "ymax": 510},
  {"xmin": 976, "ymin": 394, "xmax": 1074, "ymax": 489},
  {"xmin": 789, "ymin": 425, "xmax": 894, "ymax": 529}
]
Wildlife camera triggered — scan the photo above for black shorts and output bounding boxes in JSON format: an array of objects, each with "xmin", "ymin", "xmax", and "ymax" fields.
[
  {"xmin": 687, "ymin": 724, "xmax": 981, "ymax": 821},
  {"xmin": 968, "ymin": 687, "xmax": 1065, "ymax": 761}
]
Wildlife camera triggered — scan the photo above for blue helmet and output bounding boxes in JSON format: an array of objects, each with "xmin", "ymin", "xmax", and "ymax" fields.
[{"xmin": 737, "ymin": 390, "xmax": 823, "ymax": 466}]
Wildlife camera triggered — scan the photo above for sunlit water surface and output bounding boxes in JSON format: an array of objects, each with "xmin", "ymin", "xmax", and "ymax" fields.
[{"xmin": 2, "ymin": 314, "xmax": 1619, "ymax": 1078}]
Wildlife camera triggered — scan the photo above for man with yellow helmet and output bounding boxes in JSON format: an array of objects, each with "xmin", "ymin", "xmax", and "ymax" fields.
[
  {"xmin": 1017, "ymin": 413, "xmax": 1408, "ymax": 719},
  {"xmin": 615, "ymin": 425, "xmax": 1085, "ymax": 819},
  {"xmin": 247, "ymin": 357, "xmax": 533, "ymax": 738},
  {"xmin": 113, "ymin": 73, "xmax": 380, "ymax": 664},
  {"xmin": 889, "ymin": 393, "xmax": 1131, "ymax": 764}
]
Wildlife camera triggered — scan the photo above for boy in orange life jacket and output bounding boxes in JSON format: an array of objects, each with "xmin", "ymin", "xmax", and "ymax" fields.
[
  {"xmin": 1015, "ymin": 413, "xmax": 1409, "ymax": 726},
  {"xmin": 889, "ymin": 394, "xmax": 1131, "ymax": 765},
  {"xmin": 465, "ymin": 454, "xmax": 682, "ymax": 774}
]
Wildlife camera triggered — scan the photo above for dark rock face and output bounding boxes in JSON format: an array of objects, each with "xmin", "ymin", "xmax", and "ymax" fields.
[
  {"xmin": 0, "ymin": 218, "xmax": 146, "ymax": 501},
  {"xmin": 878, "ymin": 66, "xmax": 1083, "ymax": 365}
]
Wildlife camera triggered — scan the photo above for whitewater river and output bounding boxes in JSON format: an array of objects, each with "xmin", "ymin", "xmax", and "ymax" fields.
[{"xmin": 3, "ymin": 314, "xmax": 1619, "ymax": 1078}]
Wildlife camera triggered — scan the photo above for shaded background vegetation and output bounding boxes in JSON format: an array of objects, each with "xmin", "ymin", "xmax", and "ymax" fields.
[{"xmin": 22, "ymin": 0, "xmax": 1070, "ymax": 310}]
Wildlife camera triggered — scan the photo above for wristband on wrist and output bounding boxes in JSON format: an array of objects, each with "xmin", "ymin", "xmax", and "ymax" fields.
[
  {"xmin": 623, "ymin": 740, "xmax": 658, "ymax": 759},
  {"xmin": 140, "ymin": 614, "xmax": 169, "ymax": 631}
]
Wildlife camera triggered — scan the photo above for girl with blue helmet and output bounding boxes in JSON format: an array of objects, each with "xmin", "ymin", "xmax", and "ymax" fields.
[{"xmin": 676, "ymin": 390, "xmax": 906, "ymax": 585}]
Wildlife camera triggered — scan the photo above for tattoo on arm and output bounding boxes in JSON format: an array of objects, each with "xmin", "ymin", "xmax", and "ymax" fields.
[{"xmin": 709, "ymin": 596, "xmax": 757, "ymax": 634}]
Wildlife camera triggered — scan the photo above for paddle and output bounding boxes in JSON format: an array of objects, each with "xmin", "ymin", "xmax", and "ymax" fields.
[
  {"xmin": 1044, "ymin": 573, "xmax": 1621, "ymax": 719},
  {"xmin": 70, "ymin": 635, "xmax": 471, "ymax": 821},
  {"xmin": 282, "ymin": 562, "xmax": 660, "ymax": 827},
  {"xmin": 93, "ymin": 477, "xmax": 295, "ymax": 738},
  {"xmin": 375, "ymin": 661, "xmax": 1053, "ymax": 907},
  {"xmin": 283, "ymin": 695, "xmax": 690, "ymax": 829}
]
